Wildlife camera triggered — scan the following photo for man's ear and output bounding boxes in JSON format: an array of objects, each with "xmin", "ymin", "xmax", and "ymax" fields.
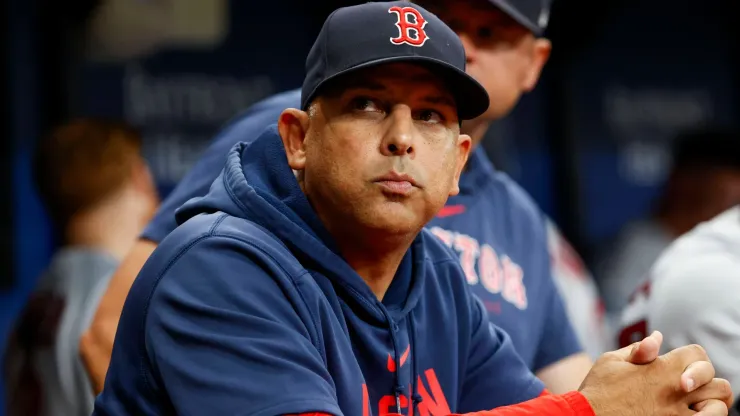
[
  {"xmin": 278, "ymin": 108, "xmax": 311, "ymax": 170},
  {"xmin": 449, "ymin": 133, "xmax": 472, "ymax": 196},
  {"xmin": 522, "ymin": 38, "xmax": 552, "ymax": 92}
]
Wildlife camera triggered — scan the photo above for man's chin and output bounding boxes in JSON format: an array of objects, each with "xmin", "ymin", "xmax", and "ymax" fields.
[
  {"xmin": 360, "ymin": 207, "xmax": 423, "ymax": 237},
  {"xmin": 466, "ymin": 98, "xmax": 519, "ymax": 125}
]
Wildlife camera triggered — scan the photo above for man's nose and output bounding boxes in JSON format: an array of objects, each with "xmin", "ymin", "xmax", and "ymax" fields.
[{"xmin": 381, "ymin": 105, "xmax": 415, "ymax": 157}]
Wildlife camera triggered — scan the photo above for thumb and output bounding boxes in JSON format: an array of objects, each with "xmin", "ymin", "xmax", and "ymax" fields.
[
  {"xmin": 627, "ymin": 331, "xmax": 663, "ymax": 364},
  {"xmin": 610, "ymin": 331, "xmax": 663, "ymax": 363}
]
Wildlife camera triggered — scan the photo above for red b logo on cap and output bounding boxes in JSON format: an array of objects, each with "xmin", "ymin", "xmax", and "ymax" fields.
[{"xmin": 388, "ymin": 6, "xmax": 429, "ymax": 47}]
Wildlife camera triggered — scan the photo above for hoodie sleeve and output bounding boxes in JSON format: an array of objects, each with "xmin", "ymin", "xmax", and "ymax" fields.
[
  {"xmin": 457, "ymin": 296, "xmax": 546, "ymax": 412},
  {"xmin": 144, "ymin": 235, "xmax": 342, "ymax": 416}
]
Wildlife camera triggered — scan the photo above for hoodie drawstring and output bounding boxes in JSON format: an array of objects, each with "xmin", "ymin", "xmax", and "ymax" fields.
[
  {"xmin": 379, "ymin": 305, "xmax": 404, "ymax": 414},
  {"xmin": 409, "ymin": 314, "xmax": 423, "ymax": 410},
  {"xmin": 379, "ymin": 304, "xmax": 422, "ymax": 415}
]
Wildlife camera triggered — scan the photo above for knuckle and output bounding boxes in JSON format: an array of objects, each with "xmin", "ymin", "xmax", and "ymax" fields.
[
  {"xmin": 687, "ymin": 344, "xmax": 708, "ymax": 358},
  {"xmin": 701, "ymin": 400, "xmax": 728, "ymax": 416},
  {"xmin": 598, "ymin": 352, "xmax": 616, "ymax": 363},
  {"xmin": 692, "ymin": 360, "xmax": 715, "ymax": 375}
]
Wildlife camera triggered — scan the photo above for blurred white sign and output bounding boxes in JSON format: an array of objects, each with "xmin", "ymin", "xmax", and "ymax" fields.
[
  {"xmin": 122, "ymin": 64, "xmax": 275, "ymax": 185},
  {"xmin": 86, "ymin": 0, "xmax": 229, "ymax": 62}
]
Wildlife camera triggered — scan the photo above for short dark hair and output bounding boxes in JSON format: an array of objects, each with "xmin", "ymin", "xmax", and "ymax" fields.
[{"xmin": 33, "ymin": 118, "xmax": 144, "ymax": 228}]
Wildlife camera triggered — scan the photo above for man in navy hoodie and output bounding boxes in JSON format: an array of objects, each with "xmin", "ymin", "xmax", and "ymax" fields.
[
  {"xmin": 93, "ymin": 3, "xmax": 733, "ymax": 416},
  {"xmin": 82, "ymin": 0, "xmax": 599, "ymax": 396}
]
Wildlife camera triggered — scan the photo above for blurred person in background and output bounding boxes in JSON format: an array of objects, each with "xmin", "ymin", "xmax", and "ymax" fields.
[
  {"xmin": 4, "ymin": 119, "xmax": 159, "ymax": 416},
  {"xmin": 417, "ymin": 0, "xmax": 608, "ymax": 361},
  {"xmin": 618, "ymin": 203, "xmax": 740, "ymax": 409},
  {"xmin": 81, "ymin": 0, "xmax": 606, "ymax": 395},
  {"xmin": 597, "ymin": 127, "xmax": 740, "ymax": 323}
]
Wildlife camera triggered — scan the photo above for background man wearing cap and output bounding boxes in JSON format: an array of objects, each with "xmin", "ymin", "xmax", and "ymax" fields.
[
  {"xmin": 93, "ymin": 4, "xmax": 732, "ymax": 415},
  {"xmin": 81, "ymin": 0, "xmax": 604, "ymax": 395},
  {"xmin": 414, "ymin": 0, "xmax": 609, "ymax": 361},
  {"xmin": 411, "ymin": 0, "xmax": 608, "ymax": 378}
]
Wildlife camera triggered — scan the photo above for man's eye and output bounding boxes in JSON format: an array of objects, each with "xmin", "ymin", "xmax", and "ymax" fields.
[
  {"xmin": 352, "ymin": 97, "xmax": 379, "ymax": 111},
  {"xmin": 417, "ymin": 110, "xmax": 443, "ymax": 124},
  {"xmin": 477, "ymin": 26, "xmax": 493, "ymax": 39}
]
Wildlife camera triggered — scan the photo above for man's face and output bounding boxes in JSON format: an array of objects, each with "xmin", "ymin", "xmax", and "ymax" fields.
[
  {"xmin": 422, "ymin": 0, "xmax": 551, "ymax": 120},
  {"xmin": 281, "ymin": 63, "xmax": 471, "ymax": 238}
]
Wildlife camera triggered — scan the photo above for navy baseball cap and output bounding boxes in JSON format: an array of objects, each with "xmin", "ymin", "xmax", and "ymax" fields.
[
  {"xmin": 487, "ymin": 0, "xmax": 553, "ymax": 35},
  {"xmin": 301, "ymin": 1, "xmax": 490, "ymax": 121}
]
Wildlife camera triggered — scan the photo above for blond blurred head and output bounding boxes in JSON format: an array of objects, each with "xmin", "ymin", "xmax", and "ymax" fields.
[{"xmin": 33, "ymin": 118, "xmax": 159, "ymax": 257}]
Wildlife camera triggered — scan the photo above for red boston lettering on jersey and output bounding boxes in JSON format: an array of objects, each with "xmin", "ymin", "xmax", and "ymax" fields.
[
  {"xmin": 453, "ymin": 233, "xmax": 480, "ymax": 285},
  {"xmin": 502, "ymin": 256, "xmax": 527, "ymax": 310},
  {"xmin": 388, "ymin": 6, "xmax": 429, "ymax": 47},
  {"xmin": 430, "ymin": 227, "xmax": 454, "ymax": 246},
  {"xmin": 479, "ymin": 244, "xmax": 503, "ymax": 294},
  {"xmin": 430, "ymin": 226, "xmax": 530, "ymax": 311}
]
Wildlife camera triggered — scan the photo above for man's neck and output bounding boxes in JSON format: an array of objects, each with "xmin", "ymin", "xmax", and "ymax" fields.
[
  {"xmin": 302, "ymin": 181, "xmax": 417, "ymax": 301},
  {"xmin": 654, "ymin": 208, "xmax": 709, "ymax": 239},
  {"xmin": 64, "ymin": 190, "xmax": 151, "ymax": 261},
  {"xmin": 331, "ymin": 227, "xmax": 416, "ymax": 301}
]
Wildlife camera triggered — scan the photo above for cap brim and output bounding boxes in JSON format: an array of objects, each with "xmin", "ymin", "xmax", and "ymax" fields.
[
  {"xmin": 304, "ymin": 56, "xmax": 490, "ymax": 121},
  {"xmin": 487, "ymin": 0, "xmax": 544, "ymax": 35}
]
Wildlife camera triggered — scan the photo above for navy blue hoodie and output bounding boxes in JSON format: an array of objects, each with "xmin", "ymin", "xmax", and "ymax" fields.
[
  {"xmin": 94, "ymin": 125, "xmax": 545, "ymax": 416},
  {"xmin": 141, "ymin": 90, "xmax": 582, "ymax": 374}
]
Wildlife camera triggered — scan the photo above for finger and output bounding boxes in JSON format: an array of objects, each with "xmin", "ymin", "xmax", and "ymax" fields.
[
  {"xmin": 663, "ymin": 344, "xmax": 711, "ymax": 370},
  {"xmin": 694, "ymin": 399, "xmax": 729, "ymax": 416},
  {"xmin": 687, "ymin": 378, "xmax": 733, "ymax": 410},
  {"xmin": 682, "ymin": 361, "xmax": 716, "ymax": 393},
  {"xmin": 628, "ymin": 331, "xmax": 663, "ymax": 364},
  {"xmin": 610, "ymin": 331, "xmax": 663, "ymax": 362}
]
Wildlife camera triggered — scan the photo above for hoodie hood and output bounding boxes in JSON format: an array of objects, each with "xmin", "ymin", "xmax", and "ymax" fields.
[{"xmin": 175, "ymin": 125, "xmax": 425, "ymax": 324}]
